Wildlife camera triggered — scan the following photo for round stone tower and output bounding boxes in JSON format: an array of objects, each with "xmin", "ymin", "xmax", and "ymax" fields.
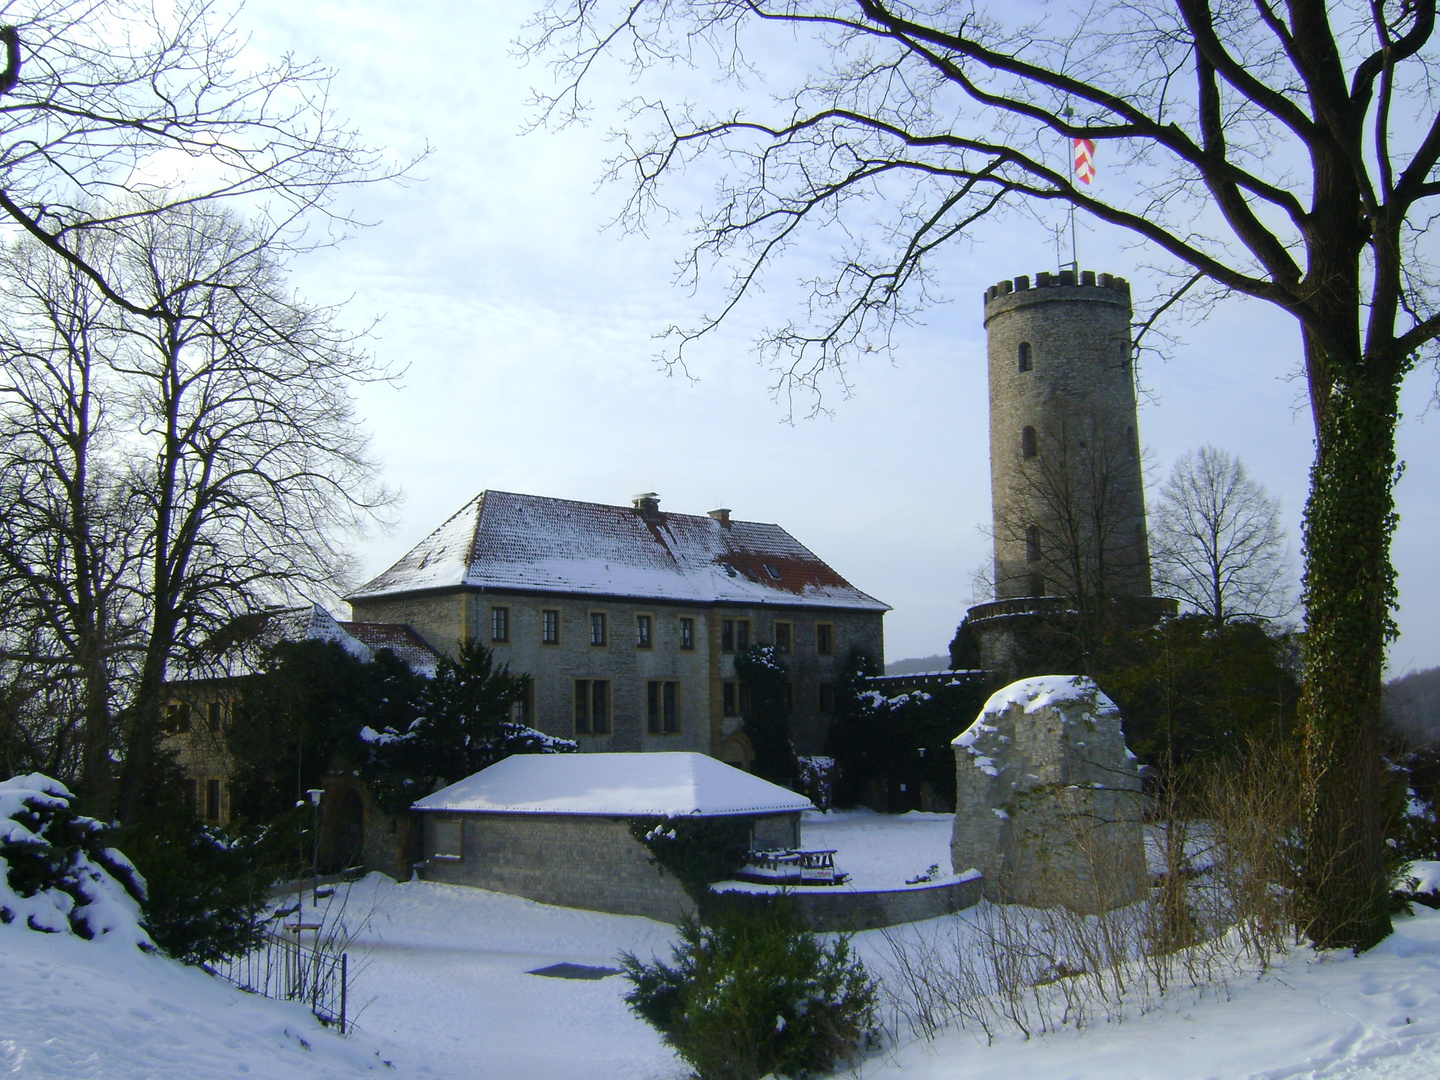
[
  {"xmin": 984, "ymin": 268, "xmax": 1150, "ymax": 600},
  {"xmin": 959, "ymin": 269, "xmax": 1172, "ymax": 676}
]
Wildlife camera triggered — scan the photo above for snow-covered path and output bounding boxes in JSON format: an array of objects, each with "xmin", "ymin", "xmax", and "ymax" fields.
[{"xmin": 339, "ymin": 875, "xmax": 684, "ymax": 1080}]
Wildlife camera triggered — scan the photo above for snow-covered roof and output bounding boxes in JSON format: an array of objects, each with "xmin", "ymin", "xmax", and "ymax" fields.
[
  {"xmin": 349, "ymin": 491, "xmax": 889, "ymax": 612},
  {"xmin": 340, "ymin": 622, "xmax": 442, "ymax": 677},
  {"xmin": 413, "ymin": 752, "xmax": 815, "ymax": 817},
  {"xmin": 170, "ymin": 606, "xmax": 446, "ymax": 682}
]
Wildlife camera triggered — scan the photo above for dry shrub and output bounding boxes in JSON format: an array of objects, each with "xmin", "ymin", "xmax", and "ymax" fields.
[{"xmin": 882, "ymin": 741, "xmax": 1302, "ymax": 1043}]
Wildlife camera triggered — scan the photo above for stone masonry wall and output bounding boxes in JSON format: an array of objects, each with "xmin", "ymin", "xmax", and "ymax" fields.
[
  {"xmin": 418, "ymin": 811, "xmax": 700, "ymax": 921},
  {"xmin": 348, "ymin": 592, "xmax": 468, "ymax": 660},
  {"xmin": 951, "ymin": 676, "xmax": 1146, "ymax": 913},
  {"xmin": 983, "ymin": 272, "xmax": 1151, "ymax": 601}
]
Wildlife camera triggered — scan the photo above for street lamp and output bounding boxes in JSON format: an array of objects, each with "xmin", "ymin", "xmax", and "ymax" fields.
[{"xmin": 306, "ymin": 788, "xmax": 324, "ymax": 909}]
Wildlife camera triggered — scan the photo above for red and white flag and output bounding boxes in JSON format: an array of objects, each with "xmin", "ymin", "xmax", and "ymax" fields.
[{"xmin": 1073, "ymin": 137, "xmax": 1096, "ymax": 184}]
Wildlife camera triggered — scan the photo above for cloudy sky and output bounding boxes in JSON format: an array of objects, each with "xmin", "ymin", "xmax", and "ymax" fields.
[{"xmin": 237, "ymin": 0, "xmax": 1440, "ymax": 673}]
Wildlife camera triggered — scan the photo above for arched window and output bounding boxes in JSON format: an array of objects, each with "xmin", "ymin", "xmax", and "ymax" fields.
[
  {"xmin": 1018, "ymin": 342, "xmax": 1032, "ymax": 372},
  {"xmin": 1025, "ymin": 525, "xmax": 1041, "ymax": 563},
  {"xmin": 1021, "ymin": 425, "xmax": 1038, "ymax": 458}
]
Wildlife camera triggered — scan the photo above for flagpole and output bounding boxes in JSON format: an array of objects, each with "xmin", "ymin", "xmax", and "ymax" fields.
[{"xmin": 1060, "ymin": 105, "xmax": 1078, "ymax": 274}]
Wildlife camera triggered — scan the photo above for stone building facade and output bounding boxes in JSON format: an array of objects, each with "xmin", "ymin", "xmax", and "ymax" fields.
[
  {"xmin": 347, "ymin": 491, "xmax": 888, "ymax": 767},
  {"xmin": 160, "ymin": 606, "xmax": 441, "ymax": 829}
]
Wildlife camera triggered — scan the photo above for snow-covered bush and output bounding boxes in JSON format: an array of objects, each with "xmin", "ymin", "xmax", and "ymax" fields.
[
  {"xmin": 0, "ymin": 774, "xmax": 149, "ymax": 947},
  {"xmin": 795, "ymin": 755, "xmax": 837, "ymax": 810},
  {"xmin": 627, "ymin": 815, "xmax": 751, "ymax": 901},
  {"xmin": 620, "ymin": 901, "xmax": 879, "ymax": 1080},
  {"xmin": 119, "ymin": 815, "xmax": 281, "ymax": 964},
  {"xmin": 359, "ymin": 641, "xmax": 576, "ymax": 813}
]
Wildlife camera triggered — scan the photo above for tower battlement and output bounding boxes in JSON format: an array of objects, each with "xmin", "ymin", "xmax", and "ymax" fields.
[{"xmin": 983, "ymin": 270, "xmax": 1130, "ymax": 307}]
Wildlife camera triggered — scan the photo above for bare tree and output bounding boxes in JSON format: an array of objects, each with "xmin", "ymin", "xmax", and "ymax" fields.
[
  {"xmin": 0, "ymin": 0, "xmax": 402, "ymax": 314},
  {"xmin": 108, "ymin": 204, "xmax": 393, "ymax": 820},
  {"xmin": 0, "ymin": 235, "xmax": 145, "ymax": 807},
  {"xmin": 526, "ymin": 0, "xmax": 1438, "ymax": 949},
  {"xmin": 1152, "ymin": 447, "xmax": 1294, "ymax": 630},
  {"xmin": 0, "ymin": 203, "xmax": 393, "ymax": 819},
  {"xmin": 0, "ymin": 0, "xmax": 407, "ymax": 817}
]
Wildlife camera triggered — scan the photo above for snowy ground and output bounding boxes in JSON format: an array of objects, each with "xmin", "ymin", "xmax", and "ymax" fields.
[
  {"xmin": 9, "ymin": 810, "xmax": 1440, "ymax": 1080},
  {"xmin": 0, "ymin": 925, "xmax": 414, "ymax": 1079},
  {"xmin": 800, "ymin": 808, "xmax": 957, "ymax": 889}
]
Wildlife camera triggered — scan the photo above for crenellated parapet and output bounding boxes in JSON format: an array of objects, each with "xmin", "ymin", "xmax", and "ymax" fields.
[{"xmin": 983, "ymin": 269, "xmax": 1130, "ymax": 303}]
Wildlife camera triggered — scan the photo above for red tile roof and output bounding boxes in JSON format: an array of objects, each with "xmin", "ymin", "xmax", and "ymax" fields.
[{"xmin": 339, "ymin": 622, "xmax": 442, "ymax": 676}]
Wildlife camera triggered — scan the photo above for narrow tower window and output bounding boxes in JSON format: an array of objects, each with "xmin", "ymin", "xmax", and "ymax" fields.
[
  {"xmin": 1021, "ymin": 425, "xmax": 1038, "ymax": 458},
  {"xmin": 1126, "ymin": 425, "xmax": 1137, "ymax": 457},
  {"xmin": 1025, "ymin": 525, "xmax": 1042, "ymax": 563},
  {"xmin": 1018, "ymin": 342, "xmax": 1032, "ymax": 372},
  {"xmin": 1028, "ymin": 573, "xmax": 1045, "ymax": 598}
]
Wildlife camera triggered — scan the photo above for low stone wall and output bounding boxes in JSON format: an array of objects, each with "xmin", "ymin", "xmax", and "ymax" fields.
[
  {"xmin": 709, "ymin": 873, "xmax": 983, "ymax": 932},
  {"xmin": 419, "ymin": 811, "xmax": 695, "ymax": 923}
]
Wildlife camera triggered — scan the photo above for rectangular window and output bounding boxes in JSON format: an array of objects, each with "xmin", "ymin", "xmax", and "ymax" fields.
[
  {"xmin": 736, "ymin": 619, "xmax": 750, "ymax": 652},
  {"xmin": 636, "ymin": 614, "xmax": 653, "ymax": 649},
  {"xmin": 647, "ymin": 680, "xmax": 681, "ymax": 735},
  {"xmin": 590, "ymin": 612, "xmax": 608, "ymax": 647},
  {"xmin": 204, "ymin": 778, "xmax": 222, "ymax": 822},
  {"xmin": 183, "ymin": 778, "xmax": 198, "ymax": 813},
  {"xmin": 818, "ymin": 682, "xmax": 835, "ymax": 713},
  {"xmin": 739, "ymin": 682, "xmax": 752, "ymax": 716},
  {"xmin": 165, "ymin": 703, "xmax": 191, "ymax": 735},
  {"xmin": 815, "ymin": 622, "xmax": 834, "ymax": 656},
  {"xmin": 207, "ymin": 700, "xmax": 224, "ymax": 732},
  {"xmin": 575, "ymin": 680, "xmax": 590, "ymax": 734},
  {"xmin": 679, "ymin": 617, "xmax": 695, "ymax": 650},
  {"xmin": 575, "ymin": 679, "xmax": 610, "ymax": 734},
  {"xmin": 722, "ymin": 619, "xmax": 735, "ymax": 652},
  {"xmin": 591, "ymin": 680, "xmax": 609, "ymax": 733},
  {"xmin": 490, "ymin": 605, "xmax": 510, "ymax": 643},
  {"xmin": 541, "ymin": 609, "xmax": 560, "ymax": 645},
  {"xmin": 774, "ymin": 621, "xmax": 792, "ymax": 653},
  {"xmin": 511, "ymin": 681, "xmax": 534, "ymax": 725},
  {"xmin": 432, "ymin": 818, "xmax": 463, "ymax": 861},
  {"xmin": 723, "ymin": 681, "xmax": 737, "ymax": 717}
]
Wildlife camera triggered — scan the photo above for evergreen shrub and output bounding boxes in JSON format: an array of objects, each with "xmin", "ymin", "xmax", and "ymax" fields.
[
  {"xmin": 619, "ymin": 901, "xmax": 879, "ymax": 1080},
  {"xmin": 628, "ymin": 815, "xmax": 751, "ymax": 902}
]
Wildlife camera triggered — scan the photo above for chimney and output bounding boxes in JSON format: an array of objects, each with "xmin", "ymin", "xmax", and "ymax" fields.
[
  {"xmin": 708, "ymin": 508, "xmax": 731, "ymax": 528},
  {"xmin": 632, "ymin": 492, "xmax": 662, "ymax": 521}
]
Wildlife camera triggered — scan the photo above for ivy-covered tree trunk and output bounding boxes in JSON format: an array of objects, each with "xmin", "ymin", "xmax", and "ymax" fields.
[{"xmin": 1299, "ymin": 350, "xmax": 1403, "ymax": 951}]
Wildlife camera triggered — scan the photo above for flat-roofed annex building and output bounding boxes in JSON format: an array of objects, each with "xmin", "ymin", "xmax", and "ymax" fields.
[{"xmin": 346, "ymin": 491, "xmax": 889, "ymax": 768}]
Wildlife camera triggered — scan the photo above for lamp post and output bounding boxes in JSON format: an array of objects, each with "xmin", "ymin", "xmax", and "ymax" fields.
[{"xmin": 306, "ymin": 788, "xmax": 324, "ymax": 910}]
